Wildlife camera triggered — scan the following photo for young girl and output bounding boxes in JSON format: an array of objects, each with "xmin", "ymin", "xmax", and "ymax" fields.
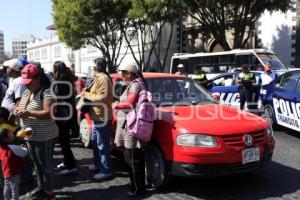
[{"xmin": 0, "ymin": 128, "xmax": 27, "ymax": 200}]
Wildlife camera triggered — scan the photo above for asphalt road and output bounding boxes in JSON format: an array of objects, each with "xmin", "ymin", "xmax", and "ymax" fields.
[{"xmin": 20, "ymin": 128, "xmax": 300, "ymax": 200}]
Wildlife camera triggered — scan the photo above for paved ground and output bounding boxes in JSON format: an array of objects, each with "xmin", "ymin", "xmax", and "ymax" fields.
[{"xmin": 20, "ymin": 128, "xmax": 300, "ymax": 200}]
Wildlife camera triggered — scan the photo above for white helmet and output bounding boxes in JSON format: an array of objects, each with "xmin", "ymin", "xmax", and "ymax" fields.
[
  {"xmin": 118, "ymin": 61, "xmax": 139, "ymax": 73},
  {"xmin": 177, "ymin": 64, "xmax": 184, "ymax": 68}
]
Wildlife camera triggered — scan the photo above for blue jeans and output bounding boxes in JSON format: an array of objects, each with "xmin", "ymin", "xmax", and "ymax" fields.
[{"xmin": 91, "ymin": 120, "xmax": 111, "ymax": 174}]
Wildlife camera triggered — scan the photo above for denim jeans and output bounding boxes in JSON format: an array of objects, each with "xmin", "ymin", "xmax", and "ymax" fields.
[
  {"xmin": 26, "ymin": 138, "xmax": 55, "ymax": 192},
  {"xmin": 91, "ymin": 120, "xmax": 111, "ymax": 174}
]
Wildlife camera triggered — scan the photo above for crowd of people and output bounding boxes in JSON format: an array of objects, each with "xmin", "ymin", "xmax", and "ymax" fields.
[{"xmin": 0, "ymin": 57, "xmax": 148, "ymax": 200}]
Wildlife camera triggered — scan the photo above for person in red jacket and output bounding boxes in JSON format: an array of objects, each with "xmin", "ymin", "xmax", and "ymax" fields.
[{"xmin": 0, "ymin": 128, "xmax": 27, "ymax": 200}]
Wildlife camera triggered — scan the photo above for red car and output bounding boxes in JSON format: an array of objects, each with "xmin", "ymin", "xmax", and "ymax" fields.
[{"xmin": 78, "ymin": 73, "xmax": 275, "ymax": 188}]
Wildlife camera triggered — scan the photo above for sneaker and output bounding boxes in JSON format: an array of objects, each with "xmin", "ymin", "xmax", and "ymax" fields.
[
  {"xmin": 93, "ymin": 172, "xmax": 113, "ymax": 181},
  {"xmin": 26, "ymin": 187, "xmax": 43, "ymax": 198},
  {"xmin": 32, "ymin": 190, "xmax": 56, "ymax": 200},
  {"xmin": 56, "ymin": 162, "xmax": 65, "ymax": 169},
  {"xmin": 44, "ymin": 191, "xmax": 56, "ymax": 200},
  {"xmin": 88, "ymin": 165, "xmax": 99, "ymax": 172},
  {"xmin": 57, "ymin": 168, "xmax": 78, "ymax": 175}
]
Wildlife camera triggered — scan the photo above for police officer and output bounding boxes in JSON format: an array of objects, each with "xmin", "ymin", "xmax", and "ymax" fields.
[
  {"xmin": 259, "ymin": 63, "xmax": 277, "ymax": 86},
  {"xmin": 236, "ymin": 65, "xmax": 256, "ymax": 110},
  {"xmin": 191, "ymin": 66, "xmax": 208, "ymax": 89},
  {"xmin": 175, "ymin": 64, "xmax": 188, "ymax": 76}
]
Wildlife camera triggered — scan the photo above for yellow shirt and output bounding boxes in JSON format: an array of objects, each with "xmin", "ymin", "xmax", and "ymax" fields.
[
  {"xmin": 0, "ymin": 123, "xmax": 18, "ymax": 133},
  {"xmin": 83, "ymin": 73, "xmax": 113, "ymax": 121}
]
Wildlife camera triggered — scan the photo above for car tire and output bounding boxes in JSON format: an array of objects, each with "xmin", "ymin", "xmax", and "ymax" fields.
[
  {"xmin": 145, "ymin": 144, "xmax": 171, "ymax": 189},
  {"xmin": 263, "ymin": 105, "xmax": 280, "ymax": 130},
  {"xmin": 80, "ymin": 118, "xmax": 91, "ymax": 148}
]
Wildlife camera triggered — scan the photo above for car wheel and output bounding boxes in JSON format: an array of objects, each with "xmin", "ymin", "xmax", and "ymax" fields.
[
  {"xmin": 145, "ymin": 144, "xmax": 171, "ymax": 189},
  {"xmin": 80, "ymin": 118, "xmax": 91, "ymax": 148},
  {"xmin": 263, "ymin": 105, "xmax": 279, "ymax": 130}
]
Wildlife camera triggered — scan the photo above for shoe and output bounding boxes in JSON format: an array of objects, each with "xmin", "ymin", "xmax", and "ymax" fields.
[
  {"xmin": 44, "ymin": 191, "xmax": 56, "ymax": 200},
  {"xmin": 88, "ymin": 165, "xmax": 99, "ymax": 172},
  {"xmin": 93, "ymin": 172, "xmax": 112, "ymax": 181},
  {"xmin": 57, "ymin": 168, "xmax": 78, "ymax": 175},
  {"xmin": 126, "ymin": 191, "xmax": 145, "ymax": 198},
  {"xmin": 56, "ymin": 162, "xmax": 65, "ymax": 169},
  {"xmin": 26, "ymin": 187, "xmax": 43, "ymax": 198}
]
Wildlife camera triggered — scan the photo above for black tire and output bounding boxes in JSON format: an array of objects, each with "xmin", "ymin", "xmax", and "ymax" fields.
[
  {"xmin": 263, "ymin": 105, "xmax": 280, "ymax": 130},
  {"xmin": 80, "ymin": 118, "xmax": 91, "ymax": 148},
  {"xmin": 145, "ymin": 144, "xmax": 171, "ymax": 189}
]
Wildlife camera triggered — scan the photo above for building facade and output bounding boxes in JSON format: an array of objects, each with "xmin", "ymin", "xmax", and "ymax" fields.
[
  {"xmin": 257, "ymin": 2, "xmax": 298, "ymax": 67},
  {"xmin": 12, "ymin": 34, "xmax": 36, "ymax": 58},
  {"xmin": 0, "ymin": 30, "xmax": 5, "ymax": 64},
  {"xmin": 27, "ymin": 24, "xmax": 178, "ymax": 74}
]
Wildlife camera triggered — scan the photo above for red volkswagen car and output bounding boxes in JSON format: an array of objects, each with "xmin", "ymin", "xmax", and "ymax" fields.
[{"xmin": 79, "ymin": 73, "xmax": 275, "ymax": 188}]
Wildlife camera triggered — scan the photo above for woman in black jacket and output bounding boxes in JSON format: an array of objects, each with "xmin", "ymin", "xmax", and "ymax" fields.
[{"xmin": 53, "ymin": 61, "xmax": 77, "ymax": 175}]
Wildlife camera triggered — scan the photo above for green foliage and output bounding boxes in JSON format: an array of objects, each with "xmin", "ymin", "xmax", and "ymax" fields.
[
  {"xmin": 184, "ymin": 0, "xmax": 294, "ymax": 50},
  {"xmin": 53, "ymin": 0, "xmax": 130, "ymax": 70}
]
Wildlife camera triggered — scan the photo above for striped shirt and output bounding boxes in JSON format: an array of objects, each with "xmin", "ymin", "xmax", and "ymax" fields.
[{"xmin": 18, "ymin": 88, "xmax": 58, "ymax": 141}]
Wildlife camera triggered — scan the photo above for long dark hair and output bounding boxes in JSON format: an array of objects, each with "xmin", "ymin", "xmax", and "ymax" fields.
[
  {"xmin": 94, "ymin": 58, "xmax": 112, "ymax": 82},
  {"xmin": 35, "ymin": 65, "xmax": 51, "ymax": 89},
  {"xmin": 137, "ymin": 70, "xmax": 148, "ymax": 90},
  {"xmin": 53, "ymin": 61, "xmax": 73, "ymax": 83}
]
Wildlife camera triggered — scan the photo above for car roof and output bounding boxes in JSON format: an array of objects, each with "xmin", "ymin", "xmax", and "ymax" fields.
[{"xmin": 111, "ymin": 72, "xmax": 186, "ymax": 79}]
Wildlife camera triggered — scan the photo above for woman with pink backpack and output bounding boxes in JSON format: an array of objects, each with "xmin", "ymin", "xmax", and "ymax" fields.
[{"xmin": 113, "ymin": 61, "xmax": 149, "ymax": 197}]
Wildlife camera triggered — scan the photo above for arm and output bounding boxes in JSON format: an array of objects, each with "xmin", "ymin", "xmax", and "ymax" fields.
[
  {"xmin": 8, "ymin": 145, "xmax": 28, "ymax": 158},
  {"xmin": 82, "ymin": 77, "xmax": 109, "ymax": 102},
  {"xmin": 114, "ymin": 92, "xmax": 139, "ymax": 109},
  {"xmin": 15, "ymin": 90, "xmax": 56, "ymax": 120}
]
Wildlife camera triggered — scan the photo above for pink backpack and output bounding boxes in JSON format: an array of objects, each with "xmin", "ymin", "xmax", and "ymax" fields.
[{"xmin": 126, "ymin": 80, "xmax": 155, "ymax": 142}]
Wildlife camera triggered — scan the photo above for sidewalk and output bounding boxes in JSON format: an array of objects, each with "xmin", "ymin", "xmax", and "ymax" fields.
[{"xmin": 20, "ymin": 140, "xmax": 134, "ymax": 200}]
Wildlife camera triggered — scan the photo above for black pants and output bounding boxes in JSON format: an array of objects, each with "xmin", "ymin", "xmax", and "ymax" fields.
[
  {"xmin": 70, "ymin": 105, "xmax": 79, "ymax": 138},
  {"xmin": 239, "ymin": 87, "xmax": 253, "ymax": 110},
  {"xmin": 56, "ymin": 120, "xmax": 76, "ymax": 169},
  {"xmin": 124, "ymin": 148, "xmax": 145, "ymax": 194}
]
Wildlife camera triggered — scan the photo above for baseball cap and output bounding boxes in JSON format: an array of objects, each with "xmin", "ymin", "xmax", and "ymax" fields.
[
  {"xmin": 177, "ymin": 64, "xmax": 184, "ymax": 68},
  {"xmin": 21, "ymin": 64, "xmax": 39, "ymax": 85},
  {"xmin": 3, "ymin": 59, "xmax": 23, "ymax": 71},
  {"xmin": 118, "ymin": 61, "xmax": 139, "ymax": 73}
]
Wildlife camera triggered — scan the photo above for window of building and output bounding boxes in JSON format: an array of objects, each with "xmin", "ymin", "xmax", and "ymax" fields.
[
  {"xmin": 54, "ymin": 46, "xmax": 61, "ymax": 57},
  {"xmin": 42, "ymin": 48, "xmax": 47, "ymax": 59},
  {"xmin": 35, "ymin": 50, "xmax": 40, "ymax": 60},
  {"xmin": 28, "ymin": 51, "xmax": 34, "ymax": 60}
]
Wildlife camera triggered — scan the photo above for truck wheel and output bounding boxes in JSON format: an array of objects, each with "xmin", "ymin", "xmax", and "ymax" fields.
[
  {"xmin": 80, "ymin": 118, "xmax": 91, "ymax": 148},
  {"xmin": 145, "ymin": 144, "xmax": 171, "ymax": 189}
]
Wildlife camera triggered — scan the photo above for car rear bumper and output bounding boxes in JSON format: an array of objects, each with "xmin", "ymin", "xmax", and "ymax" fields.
[{"xmin": 168, "ymin": 147, "xmax": 273, "ymax": 177}]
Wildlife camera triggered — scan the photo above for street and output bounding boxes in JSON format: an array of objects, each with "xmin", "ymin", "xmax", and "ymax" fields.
[{"xmin": 20, "ymin": 129, "xmax": 300, "ymax": 200}]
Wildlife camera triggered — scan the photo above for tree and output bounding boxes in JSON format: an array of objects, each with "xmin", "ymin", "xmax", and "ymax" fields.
[
  {"xmin": 184, "ymin": 0, "xmax": 294, "ymax": 50},
  {"xmin": 122, "ymin": 0, "xmax": 183, "ymax": 71},
  {"xmin": 52, "ymin": 0, "xmax": 131, "ymax": 71}
]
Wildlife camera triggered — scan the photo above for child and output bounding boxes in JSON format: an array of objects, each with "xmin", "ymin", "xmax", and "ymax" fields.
[{"xmin": 0, "ymin": 128, "xmax": 27, "ymax": 200}]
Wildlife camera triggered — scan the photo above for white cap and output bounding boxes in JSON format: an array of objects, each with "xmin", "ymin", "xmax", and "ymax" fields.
[
  {"xmin": 3, "ymin": 59, "xmax": 23, "ymax": 71},
  {"xmin": 177, "ymin": 64, "xmax": 184, "ymax": 68},
  {"xmin": 118, "ymin": 61, "xmax": 139, "ymax": 73}
]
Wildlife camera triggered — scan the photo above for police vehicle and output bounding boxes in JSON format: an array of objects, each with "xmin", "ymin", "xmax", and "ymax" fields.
[
  {"xmin": 207, "ymin": 71, "xmax": 262, "ymax": 108},
  {"xmin": 261, "ymin": 70, "xmax": 300, "ymax": 132}
]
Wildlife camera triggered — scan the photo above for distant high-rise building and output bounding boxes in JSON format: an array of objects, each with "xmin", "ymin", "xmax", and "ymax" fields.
[
  {"xmin": 12, "ymin": 34, "xmax": 36, "ymax": 58},
  {"xmin": 0, "ymin": 30, "xmax": 4, "ymax": 64}
]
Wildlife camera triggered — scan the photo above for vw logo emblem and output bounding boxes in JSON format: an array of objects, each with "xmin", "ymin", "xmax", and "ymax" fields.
[{"xmin": 243, "ymin": 134, "xmax": 253, "ymax": 146}]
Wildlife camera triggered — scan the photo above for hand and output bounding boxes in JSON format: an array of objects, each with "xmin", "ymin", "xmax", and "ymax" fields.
[
  {"xmin": 82, "ymin": 87, "xmax": 89, "ymax": 92},
  {"xmin": 15, "ymin": 109, "xmax": 30, "ymax": 118},
  {"xmin": 112, "ymin": 101, "xmax": 119, "ymax": 109}
]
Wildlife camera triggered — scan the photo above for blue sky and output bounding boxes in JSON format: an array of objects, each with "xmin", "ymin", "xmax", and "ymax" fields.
[{"xmin": 0, "ymin": 0, "xmax": 53, "ymax": 52}]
